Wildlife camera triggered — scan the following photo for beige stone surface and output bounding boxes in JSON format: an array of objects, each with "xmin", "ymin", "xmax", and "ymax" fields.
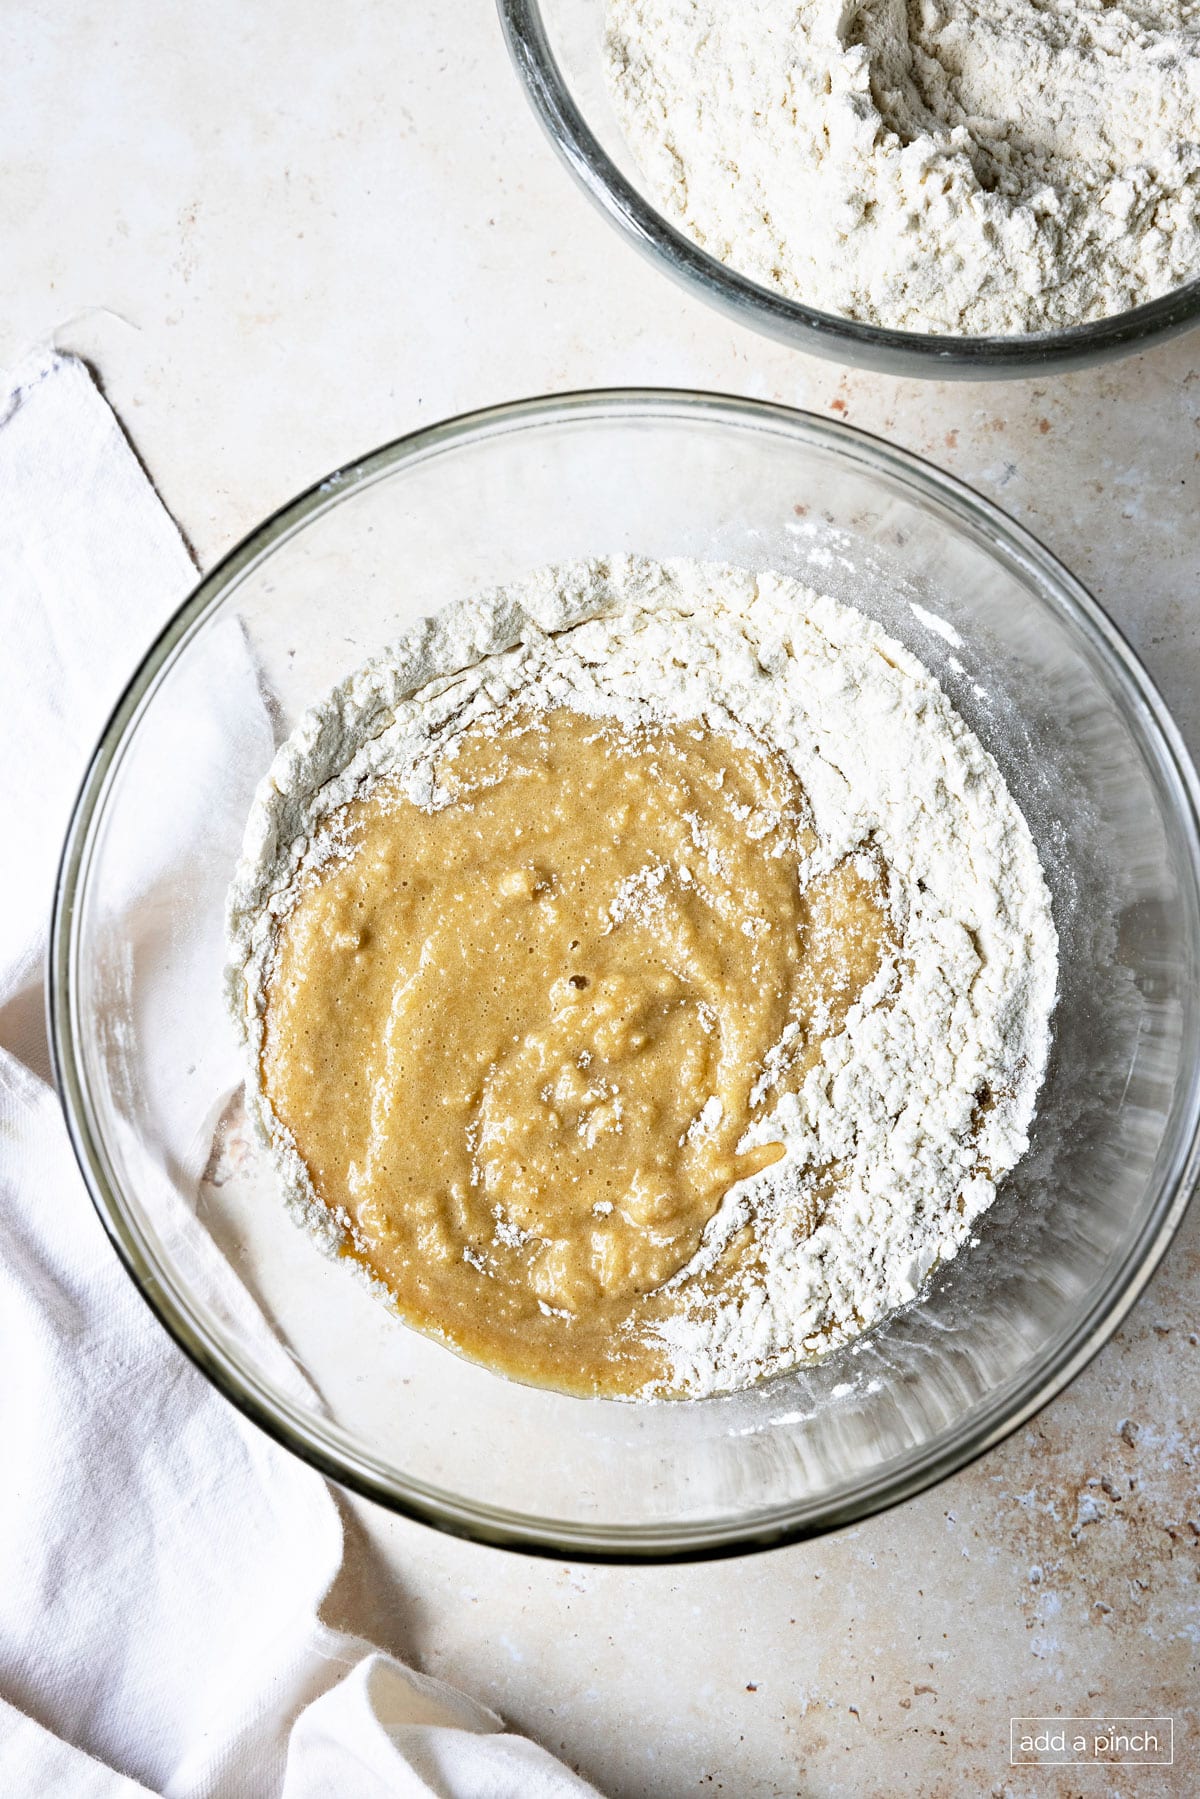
[{"xmin": 4, "ymin": 0, "xmax": 1197, "ymax": 1791}]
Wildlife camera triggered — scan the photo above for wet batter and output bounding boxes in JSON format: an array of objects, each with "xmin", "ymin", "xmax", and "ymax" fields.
[{"xmin": 261, "ymin": 706, "xmax": 893, "ymax": 1396}]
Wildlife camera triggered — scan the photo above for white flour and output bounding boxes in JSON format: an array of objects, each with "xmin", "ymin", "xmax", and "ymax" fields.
[
  {"xmin": 604, "ymin": 0, "xmax": 1200, "ymax": 335},
  {"xmin": 227, "ymin": 557, "xmax": 1058, "ymax": 1399}
]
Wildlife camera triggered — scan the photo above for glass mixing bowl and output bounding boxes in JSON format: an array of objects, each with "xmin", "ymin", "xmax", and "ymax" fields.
[
  {"xmin": 498, "ymin": 0, "xmax": 1200, "ymax": 378},
  {"xmin": 52, "ymin": 391, "xmax": 1200, "ymax": 1560}
]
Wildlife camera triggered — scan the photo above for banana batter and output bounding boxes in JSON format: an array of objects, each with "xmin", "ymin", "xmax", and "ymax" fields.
[{"xmin": 261, "ymin": 708, "xmax": 892, "ymax": 1396}]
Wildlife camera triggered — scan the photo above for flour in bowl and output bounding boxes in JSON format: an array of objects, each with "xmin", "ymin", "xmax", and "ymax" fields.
[
  {"xmin": 226, "ymin": 558, "xmax": 1058, "ymax": 1399},
  {"xmin": 604, "ymin": 0, "xmax": 1200, "ymax": 334}
]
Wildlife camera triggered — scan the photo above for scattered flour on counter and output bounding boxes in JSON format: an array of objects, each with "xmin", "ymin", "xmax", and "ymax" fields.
[
  {"xmin": 604, "ymin": 0, "xmax": 1200, "ymax": 335},
  {"xmin": 226, "ymin": 557, "xmax": 1058, "ymax": 1400}
]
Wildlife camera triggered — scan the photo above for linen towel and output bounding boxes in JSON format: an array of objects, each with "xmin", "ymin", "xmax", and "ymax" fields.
[{"xmin": 0, "ymin": 351, "xmax": 599, "ymax": 1799}]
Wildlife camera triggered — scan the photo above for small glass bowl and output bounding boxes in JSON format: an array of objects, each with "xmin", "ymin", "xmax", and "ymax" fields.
[
  {"xmin": 498, "ymin": 0, "xmax": 1200, "ymax": 378},
  {"xmin": 52, "ymin": 391, "xmax": 1200, "ymax": 1559}
]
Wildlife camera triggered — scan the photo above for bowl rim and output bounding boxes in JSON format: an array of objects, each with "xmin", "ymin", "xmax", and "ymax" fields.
[
  {"xmin": 49, "ymin": 386, "xmax": 1200, "ymax": 1561},
  {"xmin": 496, "ymin": 0, "xmax": 1200, "ymax": 378}
]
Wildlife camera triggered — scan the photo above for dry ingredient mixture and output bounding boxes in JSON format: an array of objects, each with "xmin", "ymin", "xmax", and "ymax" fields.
[
  {"xmin": 226, "ymin": 558, "xmax": 1058, "ymax": 1399},
  {"xmin": 604, "ymin": 0, "xmax": 1200, "ymax": 335}
]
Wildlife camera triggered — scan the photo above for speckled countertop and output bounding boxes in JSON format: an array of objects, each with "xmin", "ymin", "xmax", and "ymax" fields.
[{"xmin": 5, "ymin": 2, "xmax": 1197, "ymax": 1793}]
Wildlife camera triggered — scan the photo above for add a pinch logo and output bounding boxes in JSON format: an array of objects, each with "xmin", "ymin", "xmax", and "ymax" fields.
[{"xmin": 1010, "ymin": 1716, "xmax": 1174, "ymax": 1767}]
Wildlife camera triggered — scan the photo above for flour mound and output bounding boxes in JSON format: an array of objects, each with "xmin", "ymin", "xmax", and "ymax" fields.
[
  {"xmin": 604, "ymin": 0, "xmax": 1200, "ymax": 335},
  {"xmin": 226, "ymin": 557, "xmax": 1058, "ymax": 1399}
]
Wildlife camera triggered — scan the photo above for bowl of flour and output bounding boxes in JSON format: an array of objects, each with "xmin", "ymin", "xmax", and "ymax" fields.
[
  {"xmin": 499, "ymin": 0, "xmax": 1200, "ymax": 373},
  {"xmin": 53, "ymin": 391, "xmax": 1200, "ymax": 1556}
]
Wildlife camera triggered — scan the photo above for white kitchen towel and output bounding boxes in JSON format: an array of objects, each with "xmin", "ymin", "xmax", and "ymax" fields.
[{"xmin": 0, "ymin": 351, "xmax": 601, "ymax": 1799}]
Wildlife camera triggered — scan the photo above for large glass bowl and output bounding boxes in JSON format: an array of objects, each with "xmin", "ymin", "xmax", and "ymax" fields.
[
  {"xmin": 51, "ymin": 391, "xmax": 1200, "ymax": 1560},
  {"xmin": 498, "ymin": 0, "xmax": 1200, "ymax": 378}
]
